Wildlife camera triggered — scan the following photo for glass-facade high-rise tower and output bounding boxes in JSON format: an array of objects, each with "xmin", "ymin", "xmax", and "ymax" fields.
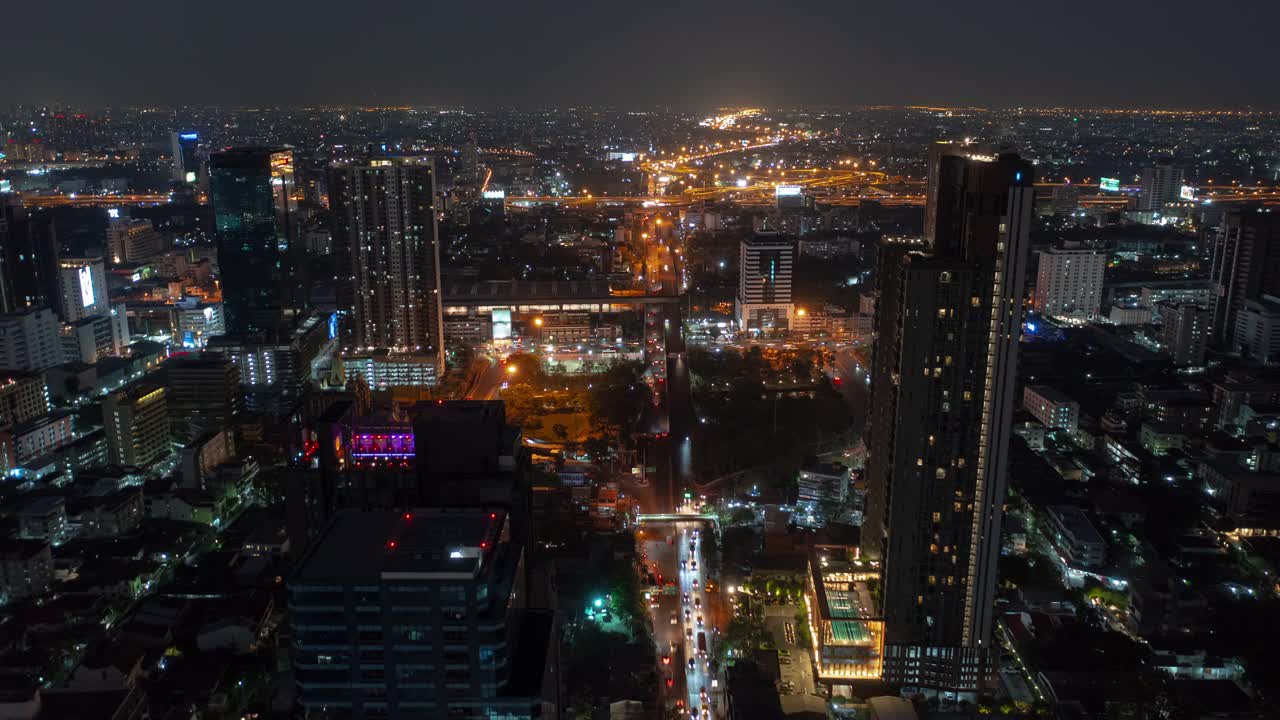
[{"xmin": 209, "ymin": 147, "xmax": 300, "ymax": 338}]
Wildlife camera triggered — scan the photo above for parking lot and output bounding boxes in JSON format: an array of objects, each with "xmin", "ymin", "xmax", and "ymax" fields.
[{"xmin": 763, "ymin": 604, "xmax": 817, "ymax": 697}]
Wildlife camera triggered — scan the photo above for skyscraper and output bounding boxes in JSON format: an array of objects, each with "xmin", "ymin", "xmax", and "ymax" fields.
[
  {"xmin": 171, "ymin": 131, "xmax": 201, "ymax": 184},
  {"xmin": 209, "ymin": 147, "xmax": 300, "ymax": 338},
  {"xmin": 1209, "ymin": 205, "xmax": 1280, "ymax": 346},
  {"xmin": 864, "ymin": 146, "xmax": 1033, "ymax": 695},
  {"xmin": 736, "ymin": 231, "xmax": 795, "ymax": 332},
  {"xmin": 328, "ymin": 157, "xmax": 444, "ymax": 367},
  {"xmin": 1139, "ymin": 159, "xmax": 1185, "ymax": 212},
  {"xmin": 0, "ymin": 194, "xmax": 59, "ymax": 314}
]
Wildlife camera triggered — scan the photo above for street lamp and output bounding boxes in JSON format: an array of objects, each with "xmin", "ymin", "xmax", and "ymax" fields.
[
  {"xmin": 506, "ymin": 365, "xmax": 518, "ymax": 376},
  {"xmin": 533, "ymin": 317, "xmax": 543, "ymax": 327}
]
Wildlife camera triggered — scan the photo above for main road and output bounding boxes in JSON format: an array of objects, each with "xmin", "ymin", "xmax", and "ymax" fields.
[{"xmin": 641, "ymin": 519, "xmax": 720, "ymax": 718}]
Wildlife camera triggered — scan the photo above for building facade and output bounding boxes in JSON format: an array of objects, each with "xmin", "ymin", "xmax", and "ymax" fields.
[
  {"xmin": 329, "ymin": 157, "xmax": 444, "ymax": 369},
  {"xmin": 1022, "ymin": 385, "xmax": 1080, "ymax": 434},
  {"xmin": 1158, "ymin": 301, "xmax": 1211, "ymax": 367},
  {"xmin": 106, "ymin": 218, "xmax": 166, "ymax": 266},
  {"xmin": 164, "ymin": 353, "xmax": 241, "ymax": 442},
  {"xmin": 863, "ymin": 146, "xmax": 1033, "ymax": 696},
  {"xmin": 0, "ymin": 307, "xmax": 64, "ymax": 371},
  {"xmin": 103, "ymin": 385, "xmax": 170, "ymax": 467},
  {"xmin": 1139, "ymin": 161, "xmax": 1185, "ymax": 212},
  {"xmin": 290, "ymin": 508, "xmax": 555, "ymax": 719},
  {"xmin": 1033, "ymin": 246, "xmax": 1105, "ymax": 319},
  {"xmin": 209, "ymin": 147, "xmax": 300, "ymax": 338},
  {"xmin": 1209, "ymin": 206, "xmax": 1280, "ymax": 346},
  {"xmin": 736, "ymin": 232, "xmax": 795, "ymax": 332},
  {"xmin": 56, "ymin": 257, "xmax": 110, "ymax": 323}
]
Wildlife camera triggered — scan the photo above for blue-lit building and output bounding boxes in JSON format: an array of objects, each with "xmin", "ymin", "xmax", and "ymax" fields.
[
  {"xmin": 289, "ymin": 507, "xmax": 558, "ymax": 719},
  {"xmin": 170, "ymin": 131, "xmax": 201, "ymax": 183},
  {"xmin": 209, "ymin": 147, "xmax": 300, "ymax": 338}
]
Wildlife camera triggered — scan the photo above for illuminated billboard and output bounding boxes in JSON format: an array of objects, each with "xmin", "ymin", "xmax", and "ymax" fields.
[
  {"xmin": 482, "ymin": 190, "xmax": 505, "ymax": 200},
  {"xmin": 775, "ymin": 185, "xmax": 803, "ymax": 197},
  {"xmin": 492, "ymin": 308, "xmax": 512, "ymax": 340},
  {"xmin": 185, "ymin": 171, "xmax": 197, "ymax": 183},
  {"xmin": 179, "ymin": 132, "xmax": 198, "ymax": 141},
  {"xmin": 1099, "ymin": 178, "xmax": 1120, "ymax": 192},
  {"xmin": 1179, "ymin": 185, "xmax": 1195, "ymax": 201},
  {"xmin": 77, "ymin": 266, "xmax": 95, "ymax": 307}
]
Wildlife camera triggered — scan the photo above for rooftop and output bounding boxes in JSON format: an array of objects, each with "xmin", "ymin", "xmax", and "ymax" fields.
[
  {"xmin": 1027, "ymin": 384, "xmax": 1075, "ymax": 405},
  {"xmin": 1048, "ymin": 505, "xmax": 1104, "ymax": 545},
  {"xmin": 295, "ymin": 508, "xmax": 507, "ymax": 582}
]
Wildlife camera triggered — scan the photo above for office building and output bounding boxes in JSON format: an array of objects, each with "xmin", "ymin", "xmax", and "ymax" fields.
[
  {"xmin": 1158, "ymin": 301, "xmax": 1211, "ymax": 367},
  {"xmin": 863, "ymin": 146, "xmax": 1032, "ymax": 696},
  {"xmin": 0, "ymin": 194, "xmax": 59, "ymax": 313},
  {"xmin": 329, "ymin": 157, "xmax": 444, "ymax": 368},
  {"xmin": 164, "ymin": 353, "xmax": 241, "ymax": 441},
  {"xmin": 171, "ymin": 131, "xmax": 201, "ymax": 183},
  {"xmin": 106, "ymin": 217, "xmax": 166, "ymax": 266},
  {"xmin": 736, "ymin": 232, "xmax": 795, "ymax": 332},
  {"xmin": 1033, "ymin": 246, "xmax": 1105, "ymax": 319},
  {"xmin": 1139, "ymin": 160, "xmax": 1186, "ymax": 212},
  {"xmin": 0, "ymin": 372, "xmax": 50, "ymax": 429},
  {"xmin": 103, "ymin": 385, "xmax": 170, "ymax": 468},
  {"xmin": 290, "ymin": 508, "xmax": 557, "ymax": 719},
  {"xmin": 0, "ymin": 307, "xmax": 65, "ymax": 371},
  {"xmin": 1210, "ymin": 206, "xmax": 1280, "ymax": 346},
  {"xmin": 56, "ymin": 257, "xmax": 109, "ymax": 322},
  {"xmin": 209, "ymin": 147, "xmax": 300, "ymax": 338},
  {"xmin": 1233, "ymin": 296, "xmax": 1280, "ymax": 365}
]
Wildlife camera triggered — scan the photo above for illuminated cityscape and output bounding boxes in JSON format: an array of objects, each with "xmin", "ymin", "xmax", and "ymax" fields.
[{"xmin": 2, "ymin": 3, "xmax": 1280, "ymax": 720}]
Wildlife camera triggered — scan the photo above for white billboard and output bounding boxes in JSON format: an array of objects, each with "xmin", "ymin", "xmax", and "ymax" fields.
[
  {"xmin": 78, "ymin": 266, "xmax": 95, "ymax": 307},
  {"xmin": 775, "ymin": 185, "xmax": 802, "ymax": 197},
  {"xmin": 492, "ymin": 308, "xmax": 512, "ymax": 340}
]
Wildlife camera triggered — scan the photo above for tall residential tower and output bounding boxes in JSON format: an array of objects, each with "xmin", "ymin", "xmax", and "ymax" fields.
[
  {"xmin": 863, "ymin": 146, "xmax": 1033, "ymax": 695},
  {"xmin": 328, "ymin": 157, "xmax": 444, "ymax": 369}
]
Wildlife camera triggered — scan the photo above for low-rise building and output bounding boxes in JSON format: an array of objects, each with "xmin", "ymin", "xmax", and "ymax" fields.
[
  {"xmin": 795, "ymin": 462, "xmax": 850, "ymax": 528},
  {"xmin": 17, "ymin": 496, "xmax": 68, "ymax": 544},
  {"xmin": 0, "ymin": 540, "xmax": 54, "ymax": 602},
  {"xmin": 1045, "ymin": 505, "xmax": 1106, "ymax": 569},
  {"xmin": 1023, "ymin": 385, "xmax": 1080, "ymax": 434}
]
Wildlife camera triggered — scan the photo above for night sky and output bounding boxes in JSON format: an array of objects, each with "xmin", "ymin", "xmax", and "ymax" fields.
[{"xmin": 8, "ymin": 0, "xmax": 1279, "ymax": 109}]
